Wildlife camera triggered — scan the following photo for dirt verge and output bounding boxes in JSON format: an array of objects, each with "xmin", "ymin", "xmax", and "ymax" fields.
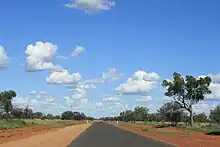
[
  {"xmin": 0, "ymin": 124, "xmax": 91, "ymax": 147},
  {"xmin": 117, "ymin": 123, "xmax": 220, "ymax": 147}
]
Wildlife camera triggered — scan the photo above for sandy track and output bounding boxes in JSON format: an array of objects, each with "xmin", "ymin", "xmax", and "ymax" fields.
[{"xmin": 0, "ymin": 124, "xmax": 91, "ymax": 147}]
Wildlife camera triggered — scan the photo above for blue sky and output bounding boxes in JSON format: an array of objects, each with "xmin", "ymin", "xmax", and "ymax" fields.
[{"xmin": 0, "ymin": 0, "xmax": 220, "ymax": 117}]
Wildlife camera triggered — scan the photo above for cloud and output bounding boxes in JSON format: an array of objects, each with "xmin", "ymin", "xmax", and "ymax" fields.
[
  {"xmin": 206, "ymin": 83, "xmax": 220, "ymax": 99},
  {"xmin": 136, "ymin": 96, "xmax": 152, "ymax": 103},
  {"xmin": 46, "ymin": 69, "xmax": 81, "ymax": 84},
  {"xmin": 30, "ymin": 90, "xmax": 47, "ymax": 96},
  {"xmin": 56, "ymin": 55, "xmax": 69, "ymax": 60},
  {"xmin": 207, "ymin": 74, "xmax": 220, "ymax": 99},
  {"xmin": 39, "ymin": 91, "xmax": 47, "ymax": 95},
  {"xmin": 25, "ymin": 41, "xmax": 59, "ymax": 72},
  {"xmin": 102, "ymin": 95, "xmax": 121, "ymax": 103},
  {"xmin": 193, "ymin": 101, "xmax": 217, "ymax": 115},
  {"xmin": 0, "ymin": 45, "xmax": 9, "ymax": 68},
  {"xmin": 13, "ymin": 97, "xmax": 38, "ymax": 106},
  {"xmin": 86, "ymin": 68, "xmax": 123, "ymax": 84},
  {"xmin": 71, "ymin": 46, "xmax": 85, "ymax": 56},
  {"xmin": 210, "ymin": 74, "xmax": 220, "ymax": 83},
  {"xmin": 30, "ymin": 91, "xmax": 37, "ymax": 95},
  {"xmin": 44, "ymin": 96, "xmax": 55, "ymax": 103},
  {"xmin": 96, "ymin": 102, "xmax": 104, "ymax": 109},
  {"xmin": 64, "ymin": 0, "xmax": 115, "ymax": 12},
  {"xmin": 116, "ymin": 70, "xmax": 160, "ymax": 95},
  {"xmin": 199, "ymin": 74, "xmax": 220, "ymax": 100}
]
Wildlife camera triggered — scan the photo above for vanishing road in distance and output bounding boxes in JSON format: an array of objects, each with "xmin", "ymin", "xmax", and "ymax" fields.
[{"xmin": 69, "ymin": 123, "xmax": 173, "ymax": 147}]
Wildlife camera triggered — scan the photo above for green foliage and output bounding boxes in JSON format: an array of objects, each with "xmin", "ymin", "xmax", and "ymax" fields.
[
  {"xmin": 47, "ymin": 113, "xmax": 54, "ymax": 120},
  {"xmin": 134, "ymin": 107, "xmax": 148, "ymax": 121},
  {"xmin": 206, "ymin": 130, "xmax": 220, "ymax": 136},
  {"xmin": 209, "ymin": 104, "xmax": 220, "ymax": 125},
  {"xmin": 0, "ymin": 90, "xmax": 17, "ymax": 119},
  {"xmin": 162, "ymin": 72, "xmax": 211, "ymax": 125},
  {"xmin": 141, "ymin": 127, "xmax": 148, "ymax": 132},
  {"xmin": 194, "ymin": 113, "xmax": 208, "ymax": 123},
  {"xmin": 0, "ymin": 119, "xmax": 85, "ymax": 130},
  {"xmin": 54, "ymin": 115, "xmax": 61, "ymax": 119},
  {"xmin": 11, "ymin": 107, "xmax": 23, "ymax": 119},
  {"xmin": 23, "ymin": 106, "xmax": 34, "ymax": 119},
  {"xmin": 157, "ymin": 102, "xmax": 183, "ymax": 126},
  {"xmin": 117, "ymin": 107, "xmax": 148, "ymax": 122},
  {"xmin": 33, "ymin": 112, "xmax": 43, "ymax": 119},
  {"xmin": 61, "ymin": 111, "xmax": 87, "ymax": 120}
]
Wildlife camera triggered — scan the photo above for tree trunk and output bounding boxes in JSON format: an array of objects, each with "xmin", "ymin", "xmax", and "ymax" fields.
[{"xmin": 189, "ymin": 109, "xmax": 193, "ymax": 126}]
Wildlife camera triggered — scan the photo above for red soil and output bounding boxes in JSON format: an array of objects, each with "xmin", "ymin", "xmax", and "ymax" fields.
[
  {"xmin": 118, "ymin": 124, "xmax": 220, "ymax": 147},
  {"xmin": 0, "ymin": 126, "xmax": 57, "ymax": 144}
]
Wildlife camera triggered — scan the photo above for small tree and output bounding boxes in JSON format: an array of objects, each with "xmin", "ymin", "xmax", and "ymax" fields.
[
  {"xmin": 162, "ymin": 72, "xmax": 211, "ymax": 126},
  {"xmin": 47, "ymin": 113, "xmax": 54, "ymax": 120},
  {"xmin": 23, "ymin": 106, "xmax": 33, "ymax": 119},
  {"xmin": 134, "ymin": 106, "xmax": 148, "ymax": 121},
  {"xmin": 61, "ymin": 111, "xmax": 73, "ymax": 120},
  {"xmin": 157, "ymin": 102, "xmax": 182, "ymax": 126},
  {"xmin": 0, "ymin": 90, "xmax": 17, "ymax": 120},
  {"xmin": 194, "ymin": 113, "xmax": 208, "ymax": 123},
  {"xmin": 11, "ymin": 107, "xmax": 23, "ymax": 119},
  {"xmin": 209, "ymin": 105, "xmax": 220, "ymax": 125},
  {"xmin": 33, "ymin": 112, "xmax": 43, "ymax": 119},
  {"xmin": 54, "ymin": 115, "xmax": 61, "ymax": 119}
]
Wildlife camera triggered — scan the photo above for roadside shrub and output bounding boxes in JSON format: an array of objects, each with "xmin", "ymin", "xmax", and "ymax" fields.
[
  {"xmin": 141, "ymin": 127, "xmax": 148, "ymax": 132},
  {"xmin": 154, "ymin": 124, "xmax": 170, "ymax": 128},
  {"xmin": 206, "ymin": 131, "xmax": 220, "ymax": 136}
]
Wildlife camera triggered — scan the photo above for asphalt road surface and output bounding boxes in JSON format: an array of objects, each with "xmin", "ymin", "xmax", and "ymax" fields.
[{"xmin": 68, "ymin": 123, "xmax": 174, "ymax": 147}]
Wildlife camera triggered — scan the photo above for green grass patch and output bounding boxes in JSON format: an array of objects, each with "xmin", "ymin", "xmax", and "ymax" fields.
[
  {"xmin": 141, "ymin": 127, "xmax": 148, "ymax": 132},
  {"xmin": 0, "ymin": 119, "xmax": 86, "ymax": 130}
]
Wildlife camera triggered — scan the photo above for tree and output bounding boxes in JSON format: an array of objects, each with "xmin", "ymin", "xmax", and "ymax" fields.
[
  {"xmin": 162, "ymin": 72, "xmax": 211, "ymax": 126},
  {"xmin": 0, "ymin": 90, "xmax": 17, "ymax": 119},
  {"xmin": 209, "ymin": 105, "xmax": 220, "ymax": 125},
  {"xmin": 61, "ymin": 111, "xmax": 73, "ymax": 120},
  {"xmin": 120, "ymin": 110, "xmax": 135, "ymax": 122},
  {"xmin": 194, "ymin": 113, "xmax": 208, "ymax": 123},
  {"xmin": 23, "ymin": 106, "xmax": 33, "ymax": 119},
  {"xmin": 54, "ymin": 115, "xmax": 61, "ymax": 119},
  {"xmin": 157, "ymin": 102, "xmax": 182, "ymax": 126},
  {"xmin": 134, "ymin": 106, "xmax": 148, "ymax": 121},
  {"xmin": 11, "ymin": 107, "xmax": 23, "ymax": 119},
  {"xmin": 47, "ymin": 113, "xmax": 54, "ymax": 120},
  {"xmin": 33, "ymin": 112, "xmax": 43, "ymax": 119}
]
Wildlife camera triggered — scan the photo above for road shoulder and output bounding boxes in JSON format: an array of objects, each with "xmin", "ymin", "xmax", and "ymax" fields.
[{"xmin": 0, "ymin": 124, "xmax": 91, "ymax": 147}]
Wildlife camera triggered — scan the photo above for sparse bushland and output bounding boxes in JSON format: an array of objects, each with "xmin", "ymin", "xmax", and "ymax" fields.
[{"xmin": 0, "ymin": 90, "xmax": 93, "ymax": 130}]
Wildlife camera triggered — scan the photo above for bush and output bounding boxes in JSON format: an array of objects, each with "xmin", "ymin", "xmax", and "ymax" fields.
[
  {"xmin": 141, "ymin": 127, "xmax": 148, "ymax": 132},
  {"xmin": 154, "ymin": 124, "xmax": 170, "ymax": 128},
  {"xmin": 206, "ymin": 131, "xmax": 220, "ymax": 136}
]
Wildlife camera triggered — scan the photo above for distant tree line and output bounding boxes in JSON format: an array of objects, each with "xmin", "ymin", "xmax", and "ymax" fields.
[
  {"xmin": 101, "ymin": 103, "xmax": 220, "ymax": 126},
  {"xmin": 0, "ymin": 90, "xmax": 94, "ymax": 121}
]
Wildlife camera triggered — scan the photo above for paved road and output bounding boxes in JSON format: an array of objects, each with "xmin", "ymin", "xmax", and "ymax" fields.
[{"xmin": 68, "ymin": 123, "xmax": 173, "ymax": 147}]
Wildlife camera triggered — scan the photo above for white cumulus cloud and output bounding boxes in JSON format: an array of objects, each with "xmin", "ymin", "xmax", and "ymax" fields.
[
  {"xmin": 86, "ymin": 68, "xmax": 123, "ymax": 84},
  {"xmin": 71, "ymin": 46, "xmax": 85, "ymax": 56},
  {"xmin": 65, "ymin": 0, "xmax": 115, "ymax": 12},
  {"xmin": 0, "ymin": 46, "xmax": 9, "ymax": 68},
  {"xmin": 46, "ymin": 70, "xmax": 81, "ymax": 84},
  {"xmin": 199, "ymin": 74, "xmax": 220, "ymax": 99},
  {"xmin": 116, "ymin": 70, "xmax": 160, "ymax": 95},
  {"xmin": 25, "ymin": 41, "xmax": 59, "ymax": 71},
  {"xmin": 13, "ymin": 97, "xmax": 38, "ymax": 106}
]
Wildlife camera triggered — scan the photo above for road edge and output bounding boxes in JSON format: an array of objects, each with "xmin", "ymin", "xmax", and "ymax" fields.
[{"xmin": 111, "ymin": 123, "xmax": 178, "ymax": 147}]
